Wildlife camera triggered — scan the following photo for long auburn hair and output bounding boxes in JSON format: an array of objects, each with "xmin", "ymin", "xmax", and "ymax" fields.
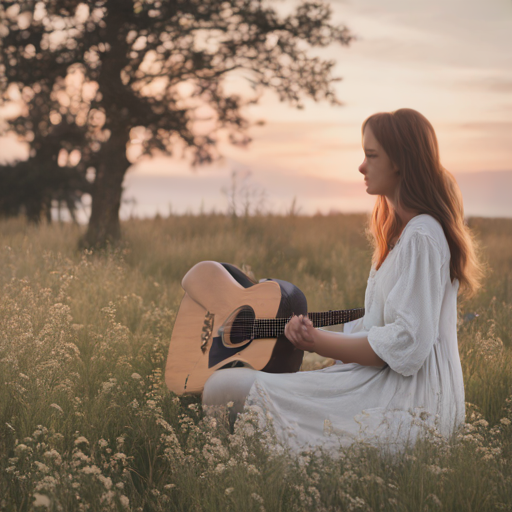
[{"xmin": 362, "ymin": 108, "xmax": 484, "ymax": 299}]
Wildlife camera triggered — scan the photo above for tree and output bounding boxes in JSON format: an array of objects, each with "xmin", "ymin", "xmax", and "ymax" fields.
[
  {"xmin": 1, "ymin": 0, "xmax": 354, "ymax": 247},
  {"xmin": 0, "ymin": 3, "xmax": 100, "ymax": 222}
]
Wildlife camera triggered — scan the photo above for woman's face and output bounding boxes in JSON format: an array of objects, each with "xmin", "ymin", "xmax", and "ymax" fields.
[{"xmin": 359, "ymin": 125, "xmax": 400, "ymax": 200}]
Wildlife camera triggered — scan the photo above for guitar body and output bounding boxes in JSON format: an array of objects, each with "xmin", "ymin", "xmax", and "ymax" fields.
[{"xmin": 165, "ymin": 261, "xmax": 307, "ymax": 395}]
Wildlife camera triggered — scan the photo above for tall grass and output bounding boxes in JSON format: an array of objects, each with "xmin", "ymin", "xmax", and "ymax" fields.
[{"xmin": 0, "ymin": 213, "xmax": 511, "ymax": 511}]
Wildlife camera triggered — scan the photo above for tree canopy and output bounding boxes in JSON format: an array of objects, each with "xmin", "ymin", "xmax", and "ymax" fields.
[{"xmin": 0, "ymin": 0, "xmax": 354, "ymax": 246}]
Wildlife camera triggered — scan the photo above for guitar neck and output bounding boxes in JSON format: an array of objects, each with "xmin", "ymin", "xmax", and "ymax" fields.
[
  {"xmin": 308, "ymin": 308, "xmax": 365, "ymax": 328},
  {"xmin": 253, "ymin": 308, "xmax": 365, "ymax": 339}
]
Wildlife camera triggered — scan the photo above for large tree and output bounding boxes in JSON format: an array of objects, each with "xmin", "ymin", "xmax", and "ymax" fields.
[{"xmin": 1, "ymin": 0, "xmax": 353, "ymax": 246}]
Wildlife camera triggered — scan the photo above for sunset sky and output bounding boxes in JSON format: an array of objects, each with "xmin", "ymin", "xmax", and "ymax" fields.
[
  {"xmin": 125, "ymin": 0, "xmax": 512, "ymax": 218},
  {"xmin": 2, "ymin": 0, "xmax": 511, "ymax": 218}
]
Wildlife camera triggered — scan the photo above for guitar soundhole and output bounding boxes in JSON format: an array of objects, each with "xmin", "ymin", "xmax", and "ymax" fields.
[{"xmin": 229, "ymin": 307, "xmax": 255, "ymax": 345}]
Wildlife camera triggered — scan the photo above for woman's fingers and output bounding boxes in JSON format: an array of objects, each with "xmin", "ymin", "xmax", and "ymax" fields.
[{"xmin": 285, "ymin": 314, "xmax": 314, "ymax": 348}]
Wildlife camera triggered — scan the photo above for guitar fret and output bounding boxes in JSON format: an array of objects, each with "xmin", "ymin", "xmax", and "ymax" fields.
[{"xmin": 252, "ymin": 308, "xmax": 364, "ymax": 340}]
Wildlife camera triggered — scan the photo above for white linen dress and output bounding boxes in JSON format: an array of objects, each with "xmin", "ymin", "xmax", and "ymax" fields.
[{"xmin": 202, "ymin": 214, "xmax": 464, "ymax": 454}]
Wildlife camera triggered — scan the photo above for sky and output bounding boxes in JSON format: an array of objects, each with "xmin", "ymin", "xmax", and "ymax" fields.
[
  {"xmin": 123, "ymin": 0, "xmax": 512, "ymax": 218},
  {"xmin": 2, "ymin": 0, "xmax": 512, "ymax": 219}
]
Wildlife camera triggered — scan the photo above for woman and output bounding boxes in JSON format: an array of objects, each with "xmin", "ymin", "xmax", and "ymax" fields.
[{"xmin": 202, "ymin": 108, "xmax": 484, "ymax": 454}]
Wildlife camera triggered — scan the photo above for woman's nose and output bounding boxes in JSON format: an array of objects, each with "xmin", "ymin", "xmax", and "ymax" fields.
[{"xmin": 358, "ymin": 160, "xmax": 367, "ymax": 175}]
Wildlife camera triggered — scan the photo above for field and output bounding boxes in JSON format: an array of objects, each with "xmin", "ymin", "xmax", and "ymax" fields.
[{"xmin": 1, "ymin": 213, "xmax": 511, "ymax": 511}]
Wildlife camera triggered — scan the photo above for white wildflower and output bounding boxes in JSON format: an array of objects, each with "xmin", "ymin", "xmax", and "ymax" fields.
[
  {"xmin": 225, "ymin": 487, "xmax": 234, "ymax": 496},
  {"xmin": 98, "ymin": 439, "xmax": 108, "ymax": 448},
  {"xmin": 427, "ymin": 494, "xmax": 443, "ymax": 507},
  {"xmin": 227, "ymin": 401, "xmax": 234, "ymax": 408},
  {"xmin": 33, "ymin": 494, "xmax": 51, "ymax": 508},
  {"xmin": 98, "ymin": 475, "xmax": 113, "ymax": 490},
  {"xmin": 34, "ymin": 461, "xmax": 50, "ymax": 473},
  {"xmin": 215, "ymin": 463, "xmax": 226, "ymax": 473},
  {"xmin": 247, "ymin": 464, "xmax": 260, "ymax": 475},
  {"xmin": 131, "ymin": 373, "xmax": 142, "ymax": 380},
  {"xmin": 119, "ymin": 495, "xmax": 130, "ymax": 508},
  {"xmin": 81, "ymin": 465, "xmax": 101, "ymax": 475},
  {"xmin": 251, "ymin": 493, "xmax": 264, "ymax": 503},
  {"xmin": 500, "ymin": 418, "xmax": 511, "ymax": 426},
  {"xmin": 74, "ymin": 436, "xmax": 89, "ymax": 446}
]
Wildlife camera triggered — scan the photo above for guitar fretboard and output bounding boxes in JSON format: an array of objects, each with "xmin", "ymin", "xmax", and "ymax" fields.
[{"xmin": 252, "ymin": 308, "xmax": 365, "ymax": 339}]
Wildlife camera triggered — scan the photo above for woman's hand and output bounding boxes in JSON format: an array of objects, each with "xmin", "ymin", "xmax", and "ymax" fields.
[{"xmin": 284, "ymin": 314, "xmax": 318, "ymax": 352}]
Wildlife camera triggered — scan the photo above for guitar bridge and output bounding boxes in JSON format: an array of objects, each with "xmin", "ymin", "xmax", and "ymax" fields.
[{"xmin": 200, "ymin": 311, "xmax": 215, "ymax": 353}]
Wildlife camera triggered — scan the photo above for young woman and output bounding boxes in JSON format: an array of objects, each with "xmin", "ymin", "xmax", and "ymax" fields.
[{"xmin": 202, "ymin": 108, "xmax": 484, "ymax": 453}]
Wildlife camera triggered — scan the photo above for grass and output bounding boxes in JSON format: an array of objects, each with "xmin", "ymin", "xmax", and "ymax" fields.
[{"xmin": 0, "ymin": 213, "xmax": 511, "ymax": 511}]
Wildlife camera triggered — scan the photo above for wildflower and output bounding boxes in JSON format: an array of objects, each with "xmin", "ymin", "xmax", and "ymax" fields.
[
  {"xmin": 81, "ymin": 465, "xmax": 101, "ymax": 475},
  {"xmin": 116, "ymin": 482, "xmax": 124, "ymax": 489},
  {"xmin": 131, "ymin": 373, "xmax": 142, "ymax": 380},
  {"xmin": 225, "ymin": 487, "xmax": 234, "ymax": 496},
  {"xmin": 98, "ymin": 475, "xmax": 113, "ymax": 490},
  {"xmin": 474, "ymin": 419, "xmax": 489, "ymax": 428},
  {"xmin": 227, "ymin": 401, "xmax": 234, "ymax": 408},
  {"xmin": 427, "ymin": 494, "xmax": 443, "ymax": 508},
  {"xmin": 323, "ymin": 419, "xmax": 333, "ymax": 435},
  {"xmin": 247, "ymin": 464, "xmax": 260, "ymax": 475},
  {"xmin": 50, "ymin": 403, "xmax": 64, "ymax": 414},
  {"xmin": 500, "ymin": 418, "xmax": 511, "ymax": 426},
  {"xmin": 164, "ymin": 484, "xmax": 176, "ymax": 490},
  {"xmin": 72, "ymin": 451, "xmax": 90, "ymax": 464},
  {"xmin": 426, "ymin": 465, "xmax": 449, "ymax": 475},
  {"xmin": 119, "ymin": 496, "xmax": 130, "ymax": 509},
  {"xmin": 15, "ymin": 444, "xmax": 29, "ymax": 454},
  {"xmin": 98, "ymin": 439, "xmax": 108, "ymax": 448},
  {"xmin": 251, "ymin": 493, "xmax": 264, "ymax": 503},
  {"xmin": 43, "ymin": 450, "xmax": 62, "ymax": 465},
  {"xmin": 74, "ymin": 436, "xmax": 89, "ymax": 446},
  {"xmin": 34, "ymin": 461, "xmax": 50, "ymax": 473},
  {"xmin": 34, "ymin": 476, "xmax": 58, "ymax": 492},
  {"xmin": 215, "ymin": 463, "xmax": 226, "ymax": 473},
  {"xmin": 33, "ymin": 494, "xmax": 51, "ymax": 508}
]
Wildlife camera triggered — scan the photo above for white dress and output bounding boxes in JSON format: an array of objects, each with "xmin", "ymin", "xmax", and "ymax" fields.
[{"xmin": 202, "ymin": 214, "xmax": 464, "ymax": 454}]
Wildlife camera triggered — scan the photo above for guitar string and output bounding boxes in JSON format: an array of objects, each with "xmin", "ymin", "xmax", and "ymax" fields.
[
  {"xmin": 226, "ymin": 310, "xmax": 364, "ymax": 334},
  {"xmin": 223, "ymin": 309, "xmax": 364, "ymax": 341}
]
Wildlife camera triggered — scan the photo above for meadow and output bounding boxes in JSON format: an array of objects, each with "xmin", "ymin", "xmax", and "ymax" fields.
[{"xmin": 1, "ymin": 213, "xmax": 511, "ymax": 511}]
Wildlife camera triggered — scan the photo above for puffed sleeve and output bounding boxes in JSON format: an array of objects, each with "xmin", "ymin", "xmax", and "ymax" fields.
[
  {"xmin": 343, "ymin": 316, "xmax": 365, "ymax": 334},
  {"xmin": 367, "ymin": 231, "xmax": 445, "ymax": 377}
]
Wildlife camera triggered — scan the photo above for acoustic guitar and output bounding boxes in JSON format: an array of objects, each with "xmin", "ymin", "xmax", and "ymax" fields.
[{"xmin": 165, "ymin": 261, "xmax": 364, "ymax": 395}]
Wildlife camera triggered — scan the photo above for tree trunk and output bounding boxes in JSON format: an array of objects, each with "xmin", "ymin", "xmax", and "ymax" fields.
[
  {"xmin": 81, "ymin": 0, "xmax": 131, "ymax": 248},
  {"xmin": 82, "ymin": 128, "xmax": 130, "ymax": 247}
]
